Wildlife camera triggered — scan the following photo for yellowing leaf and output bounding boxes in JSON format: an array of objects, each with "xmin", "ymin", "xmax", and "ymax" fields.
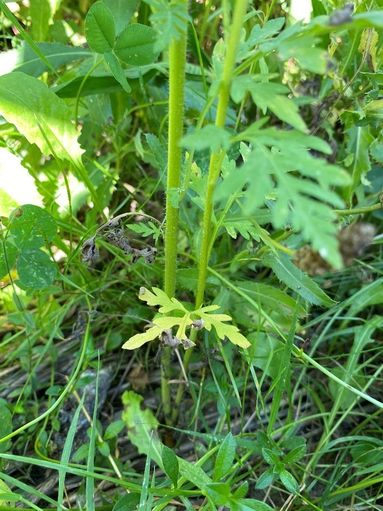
[
  {"xmin": 138, "ymin": 287, "xmax": 186, "ymax": 313},
  {"xmin": 122, "ymin": 325, "xmax": 162, "ymax": 350}
]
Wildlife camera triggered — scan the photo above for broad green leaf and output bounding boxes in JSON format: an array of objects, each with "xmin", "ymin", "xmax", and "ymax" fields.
[
  {"xmin": 0, "ymin": 241, "xmax": 18, "ymax": 279},
  {"xmin": 235, "ymin": 282, "xmax": 305, "ymax": 317},
  {"xmin": 104, "ymin": 52, "xmax": 131, "ymax": 93},
  {"xmin": 115, "ymin": 24, "xmax": 157, "ymax": 66},
  {"xmin": 206, "ymin": 482, "xmax": 232, "ymax": 506},
  {"xmin": 162, "ymin": 445, "xmax": 179, "ymax": 486},
  {"xmin": 112, "ymin": 494, "xmax": 141, "ymax": 511},
  {"xmin": 85, "ymin": 1, "xmax": 115, "ymax": 53},
  {"xmin": 16, "ymin": 249, "xmax": 57, "ymax": 289},
  {"xmin": 122, "ymin": 390, "xmax": 211, "ymax": 490},
  {"xmin": 122, "ymin": 391, "xmax": 162, "ymax": 466},
  {"xmin": 104, "ymin": 419, "xmax": 125, "ymax": 440},
  {"xmin": 255, "ymin": 469, "xmax": 274, "ymax": 490},
  {"xmin": 263, "ymin": 253, "xmax": 335, "ymax": 307},
  {"xmin": 8, "ymin": 204, "xmax": 56, "ymax": 250},
  {"xmin": 104, "ymin": 0, "xmax": 139, "ymax": 34},
  {"xmin": 232, "ymin": 77, "xmax": 307, "ymax": 132},
  {"xmin": 247, "ymin": 18, "xmax": 285, "ymax": 46},
  {"xmin": 261, "ymin": 25, "xmax": 327, "ymax": 73},
  {"xmin": 279, "ymin": 469, "xmax": 298, "ymax": 493},
  {"xmin": 0, "ymin": 72, "xmax": 84, "ymax": 166},
  {"xmin": 214, "ymin": 432, "xmax": 237, "ymax": 480},
  {"xmin": 181, "ymin": 125, "xmax": 232, "ymax": 152},
  {"xmin": 30, "ymin": 0, "xmax": 53, "ymax": 41},
  {"xmin": 0, "ymin": 42, "xmax": 91, "ymax": 78}
]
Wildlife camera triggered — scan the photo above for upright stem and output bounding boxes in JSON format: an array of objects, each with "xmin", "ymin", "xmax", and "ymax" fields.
[
  {"xmin": 172, "ymin": 0, "xmax": 249, "ymax": 422},
  {"xmin": 195, "ymin": 0, "xmax": 248, "ymax": 309},
  {"xmin": 161, "ymin": 2, "xmax": 188, "ymax": 424}
]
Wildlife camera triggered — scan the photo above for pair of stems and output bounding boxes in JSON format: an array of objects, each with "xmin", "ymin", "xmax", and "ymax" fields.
[{"xmin": 161, "ymin": 0, "xmax": 249, "ymax": 424}]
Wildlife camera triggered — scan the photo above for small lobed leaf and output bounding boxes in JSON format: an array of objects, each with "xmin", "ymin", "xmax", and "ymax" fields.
[{"xmin": 85, "ymin": 1, "xmax": 116, "ymax": 53}]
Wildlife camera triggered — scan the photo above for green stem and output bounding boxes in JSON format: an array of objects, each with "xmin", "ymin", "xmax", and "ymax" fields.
[
  {"xmin": 195, "ymin": 0, "xmax": 249, "ymax": 308},
  {"xmin": 172, "ymin": 0, "xmax": 249, "ymax": 423},
  {"xmin": 161, "ymin": 2, "xmax": 188, "ymax": 424},
  {"xmin": 334, "ymin": 201, "xmax": 382, "ymax": 216}
]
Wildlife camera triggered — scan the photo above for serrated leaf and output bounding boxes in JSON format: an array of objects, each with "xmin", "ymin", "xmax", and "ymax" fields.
[
  {"xmin": 85, "ymin": 1, "xmax": 115, "ymax": 53},
  {"xmin": 232, "ymin": 78, "xmax": 307, "ymax": 132},
  {"xmin": 138, "ymin": 287, "xmax": 186, "ymax": 313},
  {"xmin": 248, "ymin": 18, "xmax": 285, "ymax": 46},
  {"xmin": 162, "ymin": 445, "xmax": 179, "ymax": 486},
  {"xmin": 197, "ymin": 308, "xmax": 251, "ymax": 349},
  {"xmin": 263, "ymin": 253, "xmax": 335, "ymax": 307},
  {"xmin": 115, "ymin": 24, "xmax": 157, "ymax": 66},
  {"xmin": 181, "ymin": 125, "xmax": 231, "ymax": 152},
  {"xmin": 104, "ymin": 52, "xmax": 131, "ymax": 93},
  {"xmin": 145, "ymin": 0, "xmax": 190, "ymax": 51},
  {"xmin": 0, "ymin": 72, "xmax": 84, "ymax": 166},
  {"xmin": 8, "ymin": 204, "xmax": 56, "ymax": 250},
  {"xmin": 224, "ymin": 128, "xmax": 349, "ymax": 267},
  {"xmin": 279, "ymin": 469, "xmax": 299, "ymax": 493},
  {"xmin": 214, "ymin": 432, "xmax": 237, "ymax": 480},
  {"xmin": 16, "ymin": 249, "xmax": 57, "ymax": 289}
]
